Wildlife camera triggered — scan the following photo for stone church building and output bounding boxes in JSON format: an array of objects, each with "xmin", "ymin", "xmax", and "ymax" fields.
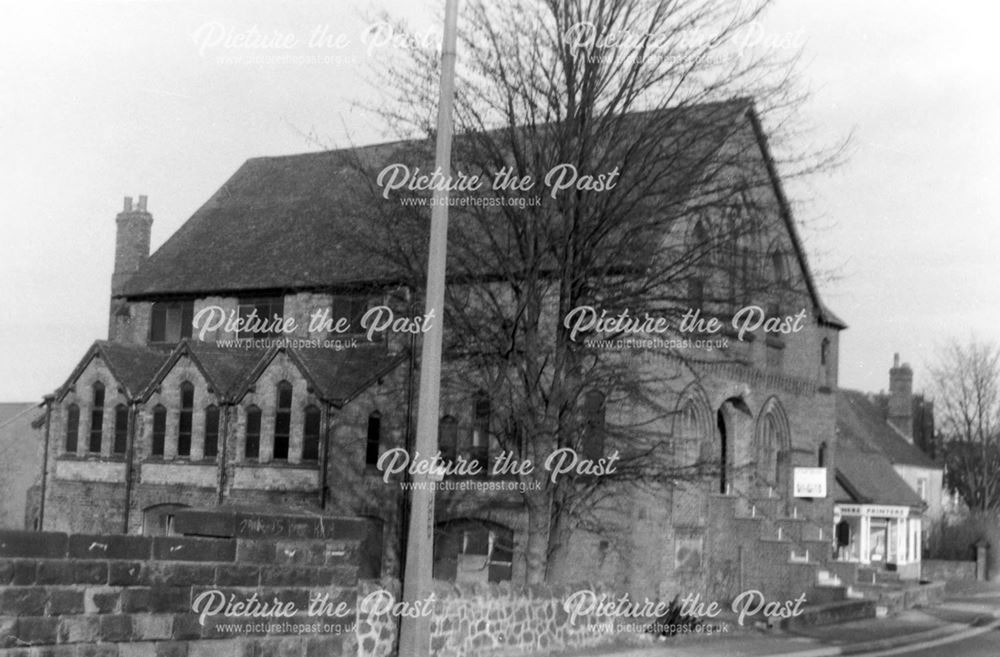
[{"xmin": 33, "ymin": 99, "xmax": 853, "ymax": 603}]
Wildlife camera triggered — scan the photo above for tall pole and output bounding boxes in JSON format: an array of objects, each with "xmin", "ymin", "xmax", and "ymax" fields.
[{"xmin": 397, "ymin": 1, "xmax": 459, "ymax": 655}]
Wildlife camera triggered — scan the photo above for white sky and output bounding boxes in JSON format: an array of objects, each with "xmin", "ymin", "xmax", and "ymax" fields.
[{"xmin": 0, "ymin": 0, "xmax": 997, "ymax": 401}]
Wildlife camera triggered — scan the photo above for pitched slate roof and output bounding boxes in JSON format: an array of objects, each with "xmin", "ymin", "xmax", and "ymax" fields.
[
  {"xmin": 236, "ymin": 345, "xmax": 405, "ymax": 406},
  {"xmin": 835, "ymin": 389, "xmax": 931, "ymax": 508},
  {"xmin": 147, "ymin": 340, "xmax": 268, "ymax": 400},
  {"xmin": 56, "ymin": 341, "xmax": 172, "ymax": 402},
  {"xmin": 838, "ymin": 389, "xmax": 939, "ymax": 469},
  {"xmin": 57, "ymin": 340, "xmax": 403, "ymax": 406},
  {"xmin": 117, "ymin": 99, "xmax": 844, "ymax": 329},
  {"xmin": 834, "ymin": 449, "xmax": 924, "ymax": 507}
]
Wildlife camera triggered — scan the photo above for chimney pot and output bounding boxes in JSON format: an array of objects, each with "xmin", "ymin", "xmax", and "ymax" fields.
[
  {"xmin": 123, "ymin": 196, "xmax": 133, "ymax": 212},
  {"xmin": 893, "ymin": 353, "xmax": 900, "ymax": 367},
  {"xmin": 137, "ymin": 195, "xmax": 147, "ymax": 212}
]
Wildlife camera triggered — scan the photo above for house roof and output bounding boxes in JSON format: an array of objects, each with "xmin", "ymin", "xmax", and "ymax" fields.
[
  {"xmin": 834, "ymin": 389, "xmax": 932, "ymax": 509},
  {"xmin": 838, "ymin": 389, "xmax": 939, "ymax": 469},
  {"xmin": 118, "ymin": 99, "xmax": 844, "ymax": 329},
  {"xmin": 834, "ymin": 449, "xmax": 924, "ymax": 508},
  {"xmin": 58, "ymin": 340, "xmax": 403, "ymax": 406}
]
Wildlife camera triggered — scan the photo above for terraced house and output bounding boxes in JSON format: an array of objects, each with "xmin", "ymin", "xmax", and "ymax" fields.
[{"xmin": 31, "ymin": 100, "xmax": 879, "ymax": 603}]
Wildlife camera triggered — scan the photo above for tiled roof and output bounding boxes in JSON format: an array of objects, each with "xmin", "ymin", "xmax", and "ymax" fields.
[
  {"xmin": 58, "ymin": 340, "xmax": 403, "ymax": 406},
  {"xmin": 57, "ymin": 342, "xmax": 172, "ymax": 402},
  {"xmin": 116, "ymin": 99, "xmax": 843, "ymax": 328},
  {"xmin": 834, "ymin": 449, "xmax": 924, "ymax": 507},
  {"xmin": 834, "ymin": 389, "xmax": 933, "ymax": 508},
  {"xmin": 838, "ymin": 389, "xmax": 939, "ymax": 469}
]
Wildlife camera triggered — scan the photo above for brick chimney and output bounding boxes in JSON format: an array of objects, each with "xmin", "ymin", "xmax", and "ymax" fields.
[
  {"xmin": 111, "ymin": 195, "xmax": 152, "ymax": 296},
  {"xmin": 109, "ymin": 196, "xmax": 152, "ymax": 342},
  {"xmin": 888, "ymin": 353, "xmax": 913, "ymax": 442}
]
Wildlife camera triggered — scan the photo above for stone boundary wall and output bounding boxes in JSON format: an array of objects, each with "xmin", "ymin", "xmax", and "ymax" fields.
[
  {"xmin": 922, "ymin": 559, "xmax": 977, "ymax": 582},
  {"xmin": 0, "ymin": 528, "xmax": 361, "ymax": 656},
  {"xmin": 357, "ymin": 579, "xmax": 648, "ymax": 657}
]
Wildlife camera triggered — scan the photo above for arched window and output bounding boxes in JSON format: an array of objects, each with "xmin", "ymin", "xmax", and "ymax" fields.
[
  {"xmin": 113, "ymin": 404, "xmax": 128, "ymax": 455},
  {"xmin": 366, "ymin": 411, "xmax": 382, "ymax": 467},
  {"xmin": 755, "ymin": 400, "xmax": 790, "ymax": 490},
  {"xmin": 151, "ymin": 405, "xmax": 166, "ymax": 457},
  {"xmin": 439, "ymin": 416, "xmax": 458, "ymax": 463},
  {"xmin": 302, "ymin": 405, "xmax": 321, "ymax": 462},
  {"xmin": 820, "ymin": 338, "xmax": 830, "ymax": 366},
  {"xmin": 582, "ymin": 390, "xmax": 605, "ymax": 460},
  {"xmin": 676, "ymin": 389, "xmax": 711, "ymax": 468},
  {"xmin": 274, "ymin": 381, "xmax": 292, "ymax": 461},
  {"xmin": 770, "ymin": 249, "xmax": 788, "ymax": 284},
  {"xmin": 757, "ymin": 414, "xmax": 780, "ymax": 484},
  {"xmin": 688, "ymin": 220, "xmax": 710, "ymax": 308},
  {"xmin": 245, "ymin": 405, "xmax": 261, "ymax": 460},
  {"xmin": 65, "ymin": 404, "xmax": 79, "ymax": 454},
  {"xmin": 89, "ymin": 382, "xmax": 105, "ymax": 454},
  {"xmin": 471, "ymin": 392, "xmax": 490, "ymax": 470},
  {"xmin": 178, "ymin": 382, "xmax": 194, "ymax": 457},
  {"xmin": 204, "ymin": 405, "xmax": 220, "ymax": 459},
  {"xmin": 818, "ymin": 441, "xmax": 827, "ymax": 468}
]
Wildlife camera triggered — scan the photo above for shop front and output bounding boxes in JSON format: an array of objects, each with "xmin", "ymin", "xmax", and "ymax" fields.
[{"xmin": 834, "ymin": 503, "xmax": 922, "ymax": 579}]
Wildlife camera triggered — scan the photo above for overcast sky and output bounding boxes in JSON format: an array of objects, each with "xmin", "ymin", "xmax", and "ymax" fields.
[{"xmin": 1, "ymin": 0, "xmax": 997, "ymax": 402}]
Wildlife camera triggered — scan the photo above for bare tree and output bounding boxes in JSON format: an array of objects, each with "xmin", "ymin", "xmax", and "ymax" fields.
[
  {"xmin": 341, "ymin": 0, "xmax": 839, "ymax": 584},
  {"xmin": 930, "ymin": 338, "xmax": 1000, "ymax": 512}
]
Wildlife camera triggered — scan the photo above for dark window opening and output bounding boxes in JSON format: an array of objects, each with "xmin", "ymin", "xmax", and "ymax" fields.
[
  {"xmin": 245, "ymin": 405, "xmax": 261, "ymax": 460},
  {"xmin": 151, "ymin": 405, "xmax": 166, "ymax": 457},
  {"xmin": 273, "ymin": 381, "xmax": 292, "ymax": 461},
  {"xmin": 439, "ymin": 415, "xmax": 458, "ymax": 463},
  {"xmin": 366, "ymin": 411, "xmax": 382, "ymax": 467},
  {"xmin": 177, "ymin": 382, "xmax": 193, "ymax": 457},
  {"xmin": 582, "ymin": 390, "xmax": 606, "ymax": 461},
  {"xmin": 236, "ymin": 296, "xmax": 284, "ymax": 339},
  {"xmin": 65, "ymin": 404, "xmax": 79, "ymax": 453},
  {"xmin": 113, "ymin": 404, "xmax": 128, "ymax": 455},
  {"xmin": 302, "ymin": 405, "xmax": 321, "ymax": 462},
  {"xmin": 150, "ymin": 301, "xmax": 194, "ymax": 343},
  {"xmin": 471, "ymin": 392, "xmax": 490, "ymax": 472},
  {"xmin": 204, "ymin": 405, "xmax": 219, "ymax": 459},
  {"xmin": 89, "ymin": 382, "xmax": 105, "ymax": 454},
  {"xmin": 330, "ymin": 295, "xmax": 371, "ymax": 333}
]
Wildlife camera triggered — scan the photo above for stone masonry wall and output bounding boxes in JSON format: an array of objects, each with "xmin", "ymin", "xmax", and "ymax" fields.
[
  {"xmin": 356, "ymin": 579, "xmax": 642, "ymax": 657},
  {"xmin": 0, "ymin": 528, "xmax": 361, "ymax": 656}
]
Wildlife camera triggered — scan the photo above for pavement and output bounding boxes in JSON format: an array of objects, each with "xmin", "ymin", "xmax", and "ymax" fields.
[{"xmin": 566, "ymin": 580, "xmax": 1000, "ymax": 657}]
